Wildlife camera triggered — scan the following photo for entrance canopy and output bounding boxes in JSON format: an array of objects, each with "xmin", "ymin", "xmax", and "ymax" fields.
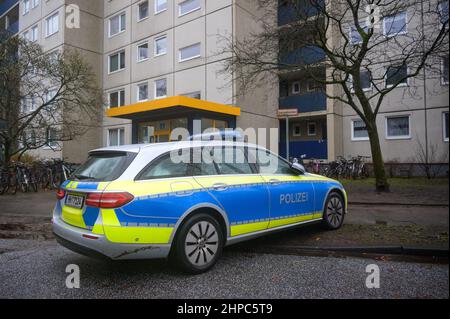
[{"xmin": 106, "ymin": 96, "xmax": 241, "ymax": 120}]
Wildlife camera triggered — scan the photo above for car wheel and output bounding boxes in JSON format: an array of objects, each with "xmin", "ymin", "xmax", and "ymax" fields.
[
  {"xmin": 172, "ymin": 213, "xmax": 223, "ymax": 274},
  {"xmin": 322, "ymin": 192, "xmax": 345, "ymax": 230}
]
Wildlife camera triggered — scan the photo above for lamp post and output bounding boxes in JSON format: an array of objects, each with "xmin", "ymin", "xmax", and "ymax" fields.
[{"xmin": 277, "ymin": 109, "xmax": 299, "ymax": 161}]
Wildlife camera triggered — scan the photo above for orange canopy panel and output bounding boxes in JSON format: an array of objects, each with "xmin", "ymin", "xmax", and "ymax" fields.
[{"xmin": 106, "ymin": 96, "xmax": 241, "ymax": 119}]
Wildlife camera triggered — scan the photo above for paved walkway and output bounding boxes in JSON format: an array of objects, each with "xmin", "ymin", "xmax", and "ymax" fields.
[{"xmin": 0, "ymin": 185, "xmax": 448, "ymax": 229}]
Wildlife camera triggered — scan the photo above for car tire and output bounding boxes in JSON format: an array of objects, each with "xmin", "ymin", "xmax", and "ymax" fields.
[
  {"xmin": 322, "ymin": 192, "xmax": 345, "ymax": 230},
  {"xmin": 172, "ymin": 213, "xmax": 224, "ymax": 274}
]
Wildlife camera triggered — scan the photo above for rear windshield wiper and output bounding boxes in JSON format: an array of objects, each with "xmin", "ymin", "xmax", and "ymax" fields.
[{"xmin": 74, "ymin": 174, "xmax": 94, "ymax": 181}]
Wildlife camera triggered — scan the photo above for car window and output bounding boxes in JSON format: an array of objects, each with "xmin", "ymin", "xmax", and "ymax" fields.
[
  {"xmin": 192, "ymin": 154, "xmax": 218, "ymax": 176},
  {"xmin": 73, "ymin": 152, "xmax": 135, "ymax": 182},
  {"xmin": 255, "ymin": 149, "xmax": 293, "ymax": 175},
  {"xmin": 138, "ymin": 153, "xmax": 190, "ymax": 180},
  {"xmin": 212, "ymin": 147, "xmax": 253, "ymax": 175}
]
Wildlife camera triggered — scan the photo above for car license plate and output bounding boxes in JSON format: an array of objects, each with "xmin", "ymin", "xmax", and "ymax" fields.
[{"xmin": 66, "ymin": 194, "xmax": 84, "ymax": 209}]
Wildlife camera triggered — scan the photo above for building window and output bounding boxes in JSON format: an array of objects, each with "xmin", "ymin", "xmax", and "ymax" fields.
[
  {"xmin": 307, "ymin": 122, "xmax": 317, "ymax": 136},
  {"xmin": 179, "ymin": 0, "xmax": 201, "ymax": 16},
  {"xmin": 155, "ymin": 79, "xmax": 167, "ymax": 99},
  {"xmin": 154, "ymin": 36, "xmax": 167, "ymax": 56},
  {"xmin": 109, "ymin": 90, "xmax": 125, "ymax": 108},
  {"xmin": 292, "ymin": 82, "xmax": 300, "ymax": 94},
  {"xmin": 383, "ymin": 11, "xmax": 407, "ymax": 37},
  {"xmin": 439, "ymin": 1, "xmax": 449, "ymax": 26},
  {"xmin": 47, "ymin": 127, "xmax": 59, "ymax": 148},
  {"xmin": 109, "ymin": 12, "xmax": 126, "ymax": 37},
  {"xmin": 444, "ymin": 112, "xmax": 449, "ymax": 142},
  {"xmin": 442, "ymin": 55, "xmax": 449, "ymax": 85},
  {"xmin": 351, "ymin": 119, "xmax": 369, "ymax": 141},
  {"xmin": 350, "ymin": 70, "xmax": 372, "ymax": 92},
  {"xmin": 386, "ymin": 115, "xmax": 411, "ymax": 139},
  {"xmin": 137, "ymin": 83, "xmax": 149, "ymax": 102},
  {"xmin": 293, "ymin": 124, "xmax": 301, "ymax": 137},
  {"xmin": 31, "ymin": 0, "xmax": 39, "ymax": 9},
  {"xmin": 183, "ymin": 91, "xmax": 201, "ymax": 99},
  {"xmin": 138, "ymin": 1, "xmax": 149, "ymax": 21},
  {"xmin": 22, "ymin": 30, "xmax": 29, "ymax": 40},
  {"xmin": 109, "ymin": 50, "xmax": 125, "ymax": 73},
  {"xmin": 31, "ymin": 25, "xmax": 38, "ymax": 42},
  {"xmin": 45, "ymin": 89, "xmax": 57, "ymax": 104},
  {"xmin": 179, "ymin": 43, "xmax": 201, "ymax": 62},
  {"xmin": 155, "ymin": 0, "xmax": 168, "ymax": 14},
  {"xmin": 386, "ymin": 64, "xmax": 408, "ymax": 88},
  {"xmin": 137, "ymin": 42, "xmax": 149, "ymax": 62},
  {"xmin": 45, "ymin": 12, "xmax": 59, "ymax": 37},
  {"xmin": 23, "ymin": 0, "xmax": 30, "ymax": 15},
  {"xmin": 359, "ymin": 70, "xmax": 372, "ymax": 91},
  {"xmin": 350, "ymin": 21, "xmax": 368, "ymax": 44},
  {"xmin": 307, "ymin": 79, "xmax": 321, "ymax": 92},
  {"xmin": 108, "ymin": 128, "xmax": 125, "ymax": 147}
]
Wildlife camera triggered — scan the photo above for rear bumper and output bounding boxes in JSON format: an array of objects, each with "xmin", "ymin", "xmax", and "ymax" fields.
[{"xmin": 52, "ymin": 214, "xmax": 171, "ymax": 260}]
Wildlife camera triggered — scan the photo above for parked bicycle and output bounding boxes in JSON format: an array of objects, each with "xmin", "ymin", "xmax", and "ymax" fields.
[
  {"xmin": 325, "ymin": 155, "xmax": 370, "ymax": 179},
  {"xmin": 0, "ymin": 159, "xmax": 78, "ymax": 195}
]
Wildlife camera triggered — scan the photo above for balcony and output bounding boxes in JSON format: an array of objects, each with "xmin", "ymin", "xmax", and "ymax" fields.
[
  {"xmin": 279, "ymin": 92, "xmax": 326, "ymax": 113},
  {"xmin": 279, "ymin": 140, "xmax": 328, "ymax": 160},
  {"xmin": 6, "ymin": 19, "xmax": 18, "ymax": 34},
  {"xmin": 0, "ymin": 0, "xmax": 18, "ymax": 17},
  {"xmin": 278, "ymin": 0, "xmax": 324, "ymax": 26},
  {"xmin": 280, "ymin": 46, "xmax": 325, "ymax": 66}
]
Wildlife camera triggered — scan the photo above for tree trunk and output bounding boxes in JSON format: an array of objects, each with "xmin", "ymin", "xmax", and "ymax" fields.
[
  {"xmin": 2, "ymin": 141, "xmax": 12, "ymax": 167},
  {"xmin": 367, "ymin": 119, "xmax": 390, "ymax": 192}
]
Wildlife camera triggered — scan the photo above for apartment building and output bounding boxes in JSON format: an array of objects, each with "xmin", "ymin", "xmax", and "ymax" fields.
[
  {"xmin": 12, "ymin": 0, "xmax": 449, "ymax": 171},
  {"xmin": 278, "ymin": 0, "xmax": 449, "ymax": 170},
  {"xmin": 15, "ymin": 0, "xmax": 277, "ymax": 162},
  {"xmin": 18, "ymin": 0, "xmax": 103, "ymax": 163},
  {"xmin": 102, "ymin": 0, "xmax": 277, "ymax": 148}
]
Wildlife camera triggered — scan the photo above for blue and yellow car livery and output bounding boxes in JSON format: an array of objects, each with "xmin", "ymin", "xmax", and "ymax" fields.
[{"xmin": 52, "ymin": 141, "xmax": 347, "ymax": 272}]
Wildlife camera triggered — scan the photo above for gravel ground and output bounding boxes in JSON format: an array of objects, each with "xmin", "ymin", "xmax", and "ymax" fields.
[{"xmin": 0, "ymin": 239, "xmax": 447, "ymax": 299}]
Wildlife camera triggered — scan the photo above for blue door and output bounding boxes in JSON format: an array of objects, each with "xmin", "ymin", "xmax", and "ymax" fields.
[
  {"xmin": 255, "ymin": 149, "xmax": 315, "ymax": 228},
  {"xmin": 193, "ymin": 147, "xmax": 270, "ymax": 237}
]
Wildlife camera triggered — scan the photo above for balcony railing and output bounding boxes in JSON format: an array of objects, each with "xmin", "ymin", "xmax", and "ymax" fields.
[
  {"xmin": 279, "ymin": 46, "xmax": 325, "ymax": 66},
  {"xmin": 0, "ymin": 0, "xmax": 18, "ymax": 17},
  {"xmin": 279, "ymin": 140, "xmax": 328, "ymax": 160},
  {"xmin": 278, "ymin": 0, "xmax": 324, "ymax": 26},
  {"xmin": 279, "ymin": 92, "xmax": 327, "ymax": 113}
]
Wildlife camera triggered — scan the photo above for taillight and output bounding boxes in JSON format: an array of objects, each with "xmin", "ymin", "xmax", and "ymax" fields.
[
  {"xmin": 56, "ymin": 189, "xmax": 66, "ymax": 200},
  {"xmin": 86, "ymin": 192, "xmax": 134, "ymax": 208}
]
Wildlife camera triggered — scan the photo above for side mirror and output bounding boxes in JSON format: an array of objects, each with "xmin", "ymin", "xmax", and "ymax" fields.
[{"xmin": 291, "ymin": 162, "xmax": 306, "ymax": 175}]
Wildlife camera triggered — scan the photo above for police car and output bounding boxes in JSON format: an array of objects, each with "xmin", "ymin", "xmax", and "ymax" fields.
[{"xmin": 53, "ymin": 140, "xmax": 347, "ymax": 273}]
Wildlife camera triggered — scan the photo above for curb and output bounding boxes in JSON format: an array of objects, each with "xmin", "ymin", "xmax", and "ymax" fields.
[
  {"xmin": 348, "ymin": 202, "xmax": 449, "ymax": 207},
  {"xmin": 259, "ymin": 245, "xmax": 449, "ymax": 257}
]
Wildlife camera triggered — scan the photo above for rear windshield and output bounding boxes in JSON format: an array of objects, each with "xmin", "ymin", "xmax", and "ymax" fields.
[{"xmin": 72, "ymin": 151, "xmax": 136, "ymax": 182}]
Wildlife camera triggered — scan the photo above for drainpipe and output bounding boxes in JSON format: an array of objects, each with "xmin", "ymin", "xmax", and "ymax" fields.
[{"xmin": 421, "ymin": 0, "xmax": 429, "ymax": 165}]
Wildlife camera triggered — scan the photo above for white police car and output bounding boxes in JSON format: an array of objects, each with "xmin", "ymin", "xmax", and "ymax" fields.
[{"xmin": 53, "ymin": 140, "xmax": 347, "ymax": 273}]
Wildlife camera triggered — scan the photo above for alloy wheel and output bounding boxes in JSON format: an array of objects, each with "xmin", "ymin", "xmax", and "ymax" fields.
[
  {"xmin": 185, "ymin": 221, "xmax": 219, "ymax": 267},
  {"xmin": 326, "ymin": 196, "xmax": 344, "ymax": 228}
]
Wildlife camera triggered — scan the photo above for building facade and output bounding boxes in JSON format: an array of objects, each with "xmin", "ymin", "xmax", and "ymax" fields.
[
  {"xmin": 278, "ymin": 0, "xmax": 449, "ymax": 172},
  {"xmin": 12, "ymin": 0, "xmax": 450, "ymax": 173}
]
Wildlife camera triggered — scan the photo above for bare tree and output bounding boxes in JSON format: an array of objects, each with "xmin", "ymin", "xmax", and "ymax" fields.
[
  {"xmin": 222, "ymin": 0, "xmax": 449, "ymax": 191},
  {"xmin": 415, "ymin": 138, "xmax": 449, "ymax": 178},
  {"xmin": 0, "ymin": 32, "xmax": 103, "ymax": 165}
]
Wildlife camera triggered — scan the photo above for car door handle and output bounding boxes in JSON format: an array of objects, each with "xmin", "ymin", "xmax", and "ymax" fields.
[
  {"xmin": 269, "ymin": 179, "xmax": 281, "ymax": 185},
  {"xmin": 212, "ymin": 183, "xmax": 228, "ymax": 191}
]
